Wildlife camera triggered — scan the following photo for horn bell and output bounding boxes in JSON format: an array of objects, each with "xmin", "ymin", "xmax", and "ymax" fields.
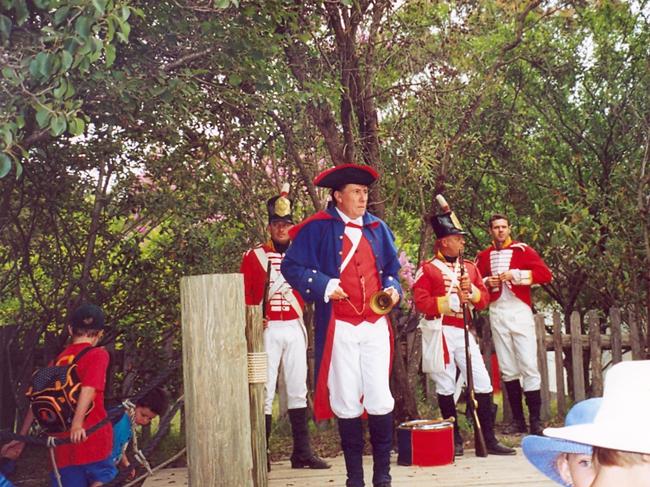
[{"xmin": 369, "ymin": 290, "xmax": 395, "ymax": 315}]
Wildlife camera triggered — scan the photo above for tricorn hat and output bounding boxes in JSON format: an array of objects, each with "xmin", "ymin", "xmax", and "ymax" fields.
[
  {"xmin": 313, "ymin": 163, "xmax": 378, "ymax": 190},
  {"xmin": 430, "ymin": 211, "xmax": 466, "ymax": 239},
  {"xmin": 267, "ymin": 183, "xmax": 293, "ymax": 224}
]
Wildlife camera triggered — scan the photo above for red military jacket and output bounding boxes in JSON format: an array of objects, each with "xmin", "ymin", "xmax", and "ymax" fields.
[
  {"xmin": 240, "ymin": 241, "xmax": 304, "ymax": 320},
  {"xmin": 475, "ymin": 239, "xmax": 552, "ymax": 307},
  {"xmin": 413, "ymin": 253, "xmax": 489, "ymax": 329}
]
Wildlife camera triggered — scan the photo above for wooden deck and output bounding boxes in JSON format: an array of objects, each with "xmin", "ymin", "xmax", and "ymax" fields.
[{"xmin": 143, "ymin": 448, "xmax": 554, "ymax": 486}]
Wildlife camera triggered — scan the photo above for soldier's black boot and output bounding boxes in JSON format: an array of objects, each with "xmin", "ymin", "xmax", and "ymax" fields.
[
  {"xmin": 476, "ymin": 393, "xmax": 516, "ymax": 456},
  {"xmin": 437, "ymin": 394, "xmax": 463, "ymax": 457},
  {"xmin": 368, "ymin": 412, "xmax": 392, "ymax": 487},
  {"xmin": 525, "ymin": 390, "xmax": 544, "ymax": 435},
  {"xmin": 503, "ymin": 380, "xmax": 527, "ymax": 434},
  {"xmin": 338, "ymin": 417, "xmax": 365, "ymax": 487},
  {"xmin": 288, "ymin": 408, "xmax": 330, "ymax": 469},
  {"xmin": 265, "ymin": 414, "xmax": 272, "ymax": 472}
]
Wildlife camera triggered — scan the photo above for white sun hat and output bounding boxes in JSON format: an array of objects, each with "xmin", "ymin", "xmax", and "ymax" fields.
[{"xmin": 543, "ymin": 360, "xmax": 650, "ymax": 454}]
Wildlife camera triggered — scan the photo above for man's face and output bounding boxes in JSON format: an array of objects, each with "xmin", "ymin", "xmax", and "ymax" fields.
[
  {"xmin": 334, "ymin": 184, "xmax": 369, "ymax": 219},
  {"xmin": 269, "ymin": 220, "xmax": 291, "ymax": 244},
  {"xmin": 489, "ymin": 218, "xmax": 511, "ymax": 244},
  {"xmin": 134, "ymin": 406, "xmax": 157, "ymax": 426},
  {"xmin": 440, "ymin": 235, "xmax": 465, "ymax": 257}
]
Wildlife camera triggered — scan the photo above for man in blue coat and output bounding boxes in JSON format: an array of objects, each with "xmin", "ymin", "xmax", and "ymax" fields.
[{"xmin": 281, "ymin": 164, "xmax": 402, "ymax": 487}]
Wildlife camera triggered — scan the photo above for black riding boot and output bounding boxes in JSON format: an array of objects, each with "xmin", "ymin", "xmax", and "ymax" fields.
[
  {"xmin": 437, "ymin": 394, "xmax": 463, "ymax": 456},
  {"xmin": 338, "ymin": 417, "xmax": 365, "ymax": 487},
  {"xmin": 265, "ymin": 414, "xmax": 272, "ymax": 472},
  {"xmin": 525, "ymin": 390, "xmax": 544, "ymax": 435},
  {"xmin": 288, "ymin": 408, "xmax": 330, "ymax": 469},
  {"xmin": 475, "ymin": 393, "xmax": 516, "ymax": 456},
  {"xmin": 368, "ymin": 413, "xmax": 392, "ymax": 487},
  {"xmin": 503, "ymin": 380, "xmax": 527, "ymax": 434}
]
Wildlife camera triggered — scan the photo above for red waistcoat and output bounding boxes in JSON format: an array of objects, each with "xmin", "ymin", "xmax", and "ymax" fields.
[{"xmin": 332, "ymin": 234, "xmax": 383, "ymax": 325}]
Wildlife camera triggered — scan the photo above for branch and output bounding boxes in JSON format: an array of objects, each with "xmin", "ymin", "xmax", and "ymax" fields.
[
  {"xmin": 431, "ymin": 0, "xmax": 543, "ymax": 211},
  {"xmin": 267, "ymin": 111, "xmax": 321, "ymax": 210},
  {"xmin": 160, "ymin": 47, "xmax": 216, "ymax": 73}
]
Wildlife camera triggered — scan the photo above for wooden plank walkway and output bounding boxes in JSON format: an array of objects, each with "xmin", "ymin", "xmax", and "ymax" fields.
[{"xmin": 143, "ymin": 448, "xmax": 554, "ymax": 486}]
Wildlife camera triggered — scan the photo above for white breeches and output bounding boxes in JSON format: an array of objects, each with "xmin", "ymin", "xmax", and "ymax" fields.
[
  {"xmin": 489, "ymin": 296, "xmax": 541, "ymax": 391},
  {"xmin": 327, "ymin": 317, "xmax": 394, "ymax": 418},
  {"xmin": 264, "ymin": 319, "xmax": 308, "ymax": 414},
  {"xmin": 428, "ymin": 325, "xmax": 493, "ymax": 396}
]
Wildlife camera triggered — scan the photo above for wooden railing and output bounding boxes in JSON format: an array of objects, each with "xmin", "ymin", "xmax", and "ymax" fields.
[{"xmin": 480, "ymin": 307, "xmax": 647, "ymax": 422}]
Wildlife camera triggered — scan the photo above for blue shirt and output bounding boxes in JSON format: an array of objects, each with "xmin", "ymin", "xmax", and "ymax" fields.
[
  {"xmin": 0, "ymin": 473, "xmax": 14, "ymax": 487},
  {"xmin": 110, "ymin": 412, "xmax": 133, "ymax": 464}
]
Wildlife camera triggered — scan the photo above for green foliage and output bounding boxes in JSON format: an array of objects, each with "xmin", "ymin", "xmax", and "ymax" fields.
[
  {"xmin": 0, "ymin": 0, "xmax": 136, "ymax": 177},
  {"xmin": 0, "ymin": 2, "xmax": 648, "ymax": 459}
]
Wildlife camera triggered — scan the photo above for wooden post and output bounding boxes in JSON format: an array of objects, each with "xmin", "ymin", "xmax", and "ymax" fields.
[
  {"xmin": 534, "ymin": 314, "xmax": 550, "ymax": 420},
  {"xmin": 552, "ymin": 312, "xmax": 566, "ymax": 419},
  {"xmin": 181, "ymin": 274, "xmax": 253, "ymax": 487},
  {"xmin": 570, "ymin": 312, "xmax": 585, "ymax": 402},
  {"xmin": 246, "ymin": 305, "xmax": 268, "ymax": 487},
  {"xmin": 587, "ymin": 311, "xmax": 603, "ymax": 397},
  {"xmin": 610, "ymin": 308, "xmax": 623, "ymax": 364},
  {"xmin": 629, "ymin": 309, "xmax": 643, "ymax": 360}
]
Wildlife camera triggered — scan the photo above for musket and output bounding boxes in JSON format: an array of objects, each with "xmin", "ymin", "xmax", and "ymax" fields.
[
  {"xmin": 435, "ymin": 194, "xmax": 488, "ymax": 457},
  {"xmin": 458, "ymin": 251, "xmax": 488, "ymax": 458},
  {"xmin": 262, "ymin": 260, "xmax": 272, "ymax": 321}
]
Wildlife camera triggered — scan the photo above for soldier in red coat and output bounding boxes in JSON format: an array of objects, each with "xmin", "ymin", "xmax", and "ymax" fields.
[
  {"xmin": 240, "ymin": 184, "xmax": 328, "ymax": 470},
  {"xmin": 413, "ymin": 211, "xmax": 515, "ymax": 457},
  {"xmin": 475, "ymin": 214, "xmax": 552, "ymax": 435}
]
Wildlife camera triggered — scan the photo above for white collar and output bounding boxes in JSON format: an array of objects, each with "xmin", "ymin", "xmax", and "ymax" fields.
[{"xmin": 335, "ymin": 207, "xmax": 363, "ymax": 227}]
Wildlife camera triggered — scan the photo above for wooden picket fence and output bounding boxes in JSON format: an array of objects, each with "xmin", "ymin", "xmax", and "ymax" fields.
[{"xmin": 479, "ymin": 307, "xmax": 646, "ymax": 422}]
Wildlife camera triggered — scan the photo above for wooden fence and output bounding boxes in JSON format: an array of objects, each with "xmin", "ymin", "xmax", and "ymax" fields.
[
  {"xmin": 479, "ymin": 307, "xmax": 646, "ymax": 422},
  {"xmin": 2, "ymin": 307, "xmax": 647, "ymax": 431}
]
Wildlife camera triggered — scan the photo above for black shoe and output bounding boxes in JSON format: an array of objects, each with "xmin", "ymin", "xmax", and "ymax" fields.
[
  {"xmin": 529, "ymin": 419, "xmax": 544, "ymax": 435},
  {"xmin": 502, "ymin": 420, "xmax": 527, "ymax": 435},
  {"xmin": 291, "ymin": 454, "xmax": 331, "ymax": 469},
  {"xmin": 454, "ymin": 441, "xmax": 464, "ymax": 457},
  {"xmin": 487, "ymin": 442, "xmax": 516, "ymax": 456},
  {"xmin": 374, "ymin": 483, "xmax": 392, "ymax": 487}
]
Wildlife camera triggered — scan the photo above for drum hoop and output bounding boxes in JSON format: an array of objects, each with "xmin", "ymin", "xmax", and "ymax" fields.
[{"xmin": 398, "ymin": 418, "xmax": 454, "ymax": 430}]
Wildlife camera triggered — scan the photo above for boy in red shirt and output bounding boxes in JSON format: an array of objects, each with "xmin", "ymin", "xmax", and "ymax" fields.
[{"xmin": 1, "ymin": 304, "xmax": 116, "ymax": 486}]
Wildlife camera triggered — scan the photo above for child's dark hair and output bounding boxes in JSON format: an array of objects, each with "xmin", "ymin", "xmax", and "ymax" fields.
[
  {"xmin": 136, "ymin": 387, "xmax": 169, "ymax": 417},
  {"xmin": 71, "ymin": 327, "xmax": 103, "ymax": 339}
]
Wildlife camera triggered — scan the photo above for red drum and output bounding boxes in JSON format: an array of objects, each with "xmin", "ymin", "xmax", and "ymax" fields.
[{"xmin": 397, "ymin": 419, "xmax": 454, "ymax": 467}]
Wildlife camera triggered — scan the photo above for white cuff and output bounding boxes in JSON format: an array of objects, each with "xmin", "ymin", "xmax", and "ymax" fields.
[
  {"xmin": 449, "ymin": 293, "xmax": 461, "ymax": 313},
  {"xmin": 511, "ymin": 269, "xmax": 532, "ymax": 285},
  {"xmin": 324, "ymin": 279, "xmax": 340, "ymax": 303}
]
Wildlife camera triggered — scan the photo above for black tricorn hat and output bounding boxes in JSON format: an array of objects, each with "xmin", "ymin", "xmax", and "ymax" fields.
[
  {"xmin": 430, "ymin": 211, "xmax": 467, "ymax": 239},
  {"xmin": 313, "ymin": 163, "xmax": 378, "ymax": 190},
  {"xmin": 267, "ymin": 183, "xmax": 293, "ymax": 224}
]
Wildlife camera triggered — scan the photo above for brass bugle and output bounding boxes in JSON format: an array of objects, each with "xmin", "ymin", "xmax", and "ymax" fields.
[{"xmin": 369, "ymin": 290, "xmax": 395, "ymax": 315}]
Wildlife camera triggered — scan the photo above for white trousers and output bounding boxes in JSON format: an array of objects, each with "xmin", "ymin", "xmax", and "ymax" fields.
[
  {"xmin": 428, "ymin": 325, "xmax": 493, "ymax": 396},
  {"xmin": 489, "ymin": 296, "xmax": 541, "ymax": 390},
  {"xmin": 264, "ymin": 319, "xmax": 308, "ymax": 414},
  {"xmin": 327, "ymin": 317, "xmax": 394, "ymax": 418}
]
